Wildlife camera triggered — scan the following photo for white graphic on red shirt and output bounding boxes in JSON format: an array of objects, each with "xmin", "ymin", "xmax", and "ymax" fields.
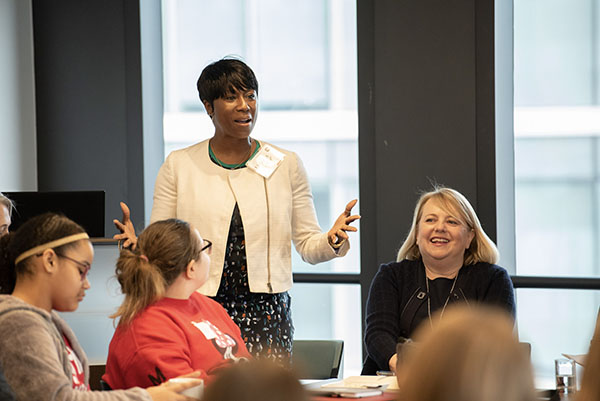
[
  {"xmin": 192, "ymin": 320, "xmax": 237, "ymax": 348},
  {"xmin": 62, "ymin": 335, "xmax": 88, "ymax": 391},
  {"xmin": 191, "ymin": 320, "xmax": 245, "ymax": 362}
]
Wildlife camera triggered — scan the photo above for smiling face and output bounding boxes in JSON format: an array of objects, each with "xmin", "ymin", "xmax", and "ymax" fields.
[
  {"xmin": 205, "ymin": 89, "xmax": 257, "ymax": 140},
  {"xmin": 51, "ymin": 240, "xmax": 94, "ymax": 312},
  {"xmin": 415, "ymin": 199, "xmax": 474, "ymax": 271}
]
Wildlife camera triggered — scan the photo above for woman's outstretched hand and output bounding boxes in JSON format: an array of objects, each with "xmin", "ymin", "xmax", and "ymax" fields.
[
  {"xmin": 327, "ymin": 199, "xmax": 361, "ymax": 247},
  {"xmin": 146, "ymin": 371, "xmax": 203, "ymax": 401},
  {"xmin": 113, "ymin": 201, "xmax": 138, "ymax": 250}
]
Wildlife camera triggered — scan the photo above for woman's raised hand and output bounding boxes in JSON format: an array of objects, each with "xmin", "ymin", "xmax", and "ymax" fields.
[
  {"xmin": 327, "ymin": 199, "xmax": 361, "ymax": 247},
  {"xmin": 113, "ymin": 202, "xmax": 138, "ymax": 249}
]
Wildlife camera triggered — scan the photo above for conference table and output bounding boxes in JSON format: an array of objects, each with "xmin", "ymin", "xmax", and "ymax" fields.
[
  {"xmin": 310, "ymin": 388, "xmax": 569, "ymax": 401},
  {"xmin": 311, "ymin": 393, "xmax": 396, "ymax": 401},
  {"xmin": 305, "ymin": 379, "xmax": 570, "ymax": 401}
]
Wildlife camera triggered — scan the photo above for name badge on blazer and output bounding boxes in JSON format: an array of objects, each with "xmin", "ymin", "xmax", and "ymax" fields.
[{"xmin": 247, "ymin": 144, "xmax": 285, "ymax": 178}]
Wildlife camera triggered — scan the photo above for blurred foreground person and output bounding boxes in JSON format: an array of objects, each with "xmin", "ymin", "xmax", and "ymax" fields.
[
  {"xmin": 201, "ymin": 360, "xmax": 308, "ymax": 401},
  {"xmin": 577, "ymin": 311, "xmax": 600, "ymax": 401},
  {"xmin": 398, "ymin": 304, "xmax": 535, "ymax": 401}
]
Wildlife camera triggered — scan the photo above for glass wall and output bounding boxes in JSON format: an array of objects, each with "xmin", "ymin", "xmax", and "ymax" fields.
[
  {"xmin": 162, "ymin": 0, "xmax": 361, "ymax": 375},
  {"xmin": 513, "ymin": 0, "xmax": 600, "ymax": 387}
]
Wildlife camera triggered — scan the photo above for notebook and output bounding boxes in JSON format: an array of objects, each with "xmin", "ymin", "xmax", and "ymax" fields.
[{"xmin": 307, "ymin": 387, "xmax": 383, "ymax": 398}]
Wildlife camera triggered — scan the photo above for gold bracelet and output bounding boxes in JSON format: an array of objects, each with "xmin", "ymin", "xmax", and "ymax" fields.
[{"xmin": 328, "ymin": 237, "xmax": 345, "ymax": 249}]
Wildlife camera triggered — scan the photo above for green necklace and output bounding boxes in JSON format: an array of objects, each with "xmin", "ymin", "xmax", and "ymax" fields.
[{"xmin": 209, "ymin": 139, "xmax": 261, "ymax": 170}]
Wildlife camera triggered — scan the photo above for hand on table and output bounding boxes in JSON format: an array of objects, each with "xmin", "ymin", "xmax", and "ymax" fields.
[
  {"xmin": 388, "ymin": 353, "xmax": 398, "ymax": 373},
  {"xmin": 146, "ymin": 371, "xmax": 203, "ymax": 401}
]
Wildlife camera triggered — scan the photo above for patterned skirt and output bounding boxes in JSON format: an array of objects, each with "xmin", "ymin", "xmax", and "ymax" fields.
[{"xmin": 211, "ymin": 204, "xmax": 294, "ymax": 362}]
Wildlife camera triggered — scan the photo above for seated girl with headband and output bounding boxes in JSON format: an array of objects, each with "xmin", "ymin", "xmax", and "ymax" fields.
[
  {"xmin": 0, "ymin": 212, "xmax": 201, "ymax": 401},
  {"xmin": 103, "ymin": 219, "xmax": 251, "ymax": 390}
]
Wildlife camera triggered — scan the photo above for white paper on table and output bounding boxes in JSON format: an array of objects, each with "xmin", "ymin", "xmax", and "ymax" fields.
[{"xmin": 322, "ymin": 375, "xmax": 399, "ymax": 392}]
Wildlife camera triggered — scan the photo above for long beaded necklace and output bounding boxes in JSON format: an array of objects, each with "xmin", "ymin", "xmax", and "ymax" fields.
[
  {"xmin": 425, "ymin": 270, "xmax": 459, "ymax": 329},
  {"xmin": 209, "ymin": 139, "xmax": 256, "ymax": 169}
]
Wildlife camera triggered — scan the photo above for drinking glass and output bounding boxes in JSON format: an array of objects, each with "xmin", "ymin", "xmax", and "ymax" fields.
[{"xmin": 554, "ymin": 358, "xmax": 576, "ymax": 394}]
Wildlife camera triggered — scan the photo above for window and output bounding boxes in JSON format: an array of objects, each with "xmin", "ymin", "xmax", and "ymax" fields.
[
  {"xmin": 162, "ymin": 0, "xmax": 361, "ymax": 375},
  {"xmin": 513, "ymin": 0, "xmax": 600, "ymax": 387}
]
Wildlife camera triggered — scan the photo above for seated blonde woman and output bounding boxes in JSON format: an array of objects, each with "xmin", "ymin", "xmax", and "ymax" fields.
[
  {"xmin": 398, "ymin": 304, "xmax": 535, "ymax": 401},
  {"xmin": 363, "ymin": 186, "xmax": 515, "ymax": 374}
]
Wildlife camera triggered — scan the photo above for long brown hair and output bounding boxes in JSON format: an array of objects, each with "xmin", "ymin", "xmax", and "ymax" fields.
[{"xmin": 111, "ymin": 219, "xmax": 201, "ymax": 326}]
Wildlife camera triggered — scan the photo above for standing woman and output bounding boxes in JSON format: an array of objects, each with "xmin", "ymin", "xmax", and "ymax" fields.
[
  {"xmin": 0, "ymin": 213, "xmax": 201, "ymax": 401},
  {"xmin": 115, "ymin": 58, "xmax": 360, "ymax": 361}
]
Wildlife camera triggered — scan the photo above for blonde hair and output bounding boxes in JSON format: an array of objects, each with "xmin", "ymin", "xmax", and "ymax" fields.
[
  {"xmin": 0, "ymin": 193, "xmax": 14, "ymax": 218},
  {"xmin": 397, "ymin": 186, "xmax": 499, "ymax": 265},
  {"xmin": 577, "ymin": 312, "xmax": 600, "ymax": 401},
  {"xmin": 202, "ymin": 360, "xmax": 308, "ymax": 401},
  {"xmin": 399, "ymin": 304, "xmax": 534, "ymax": 401},
  {"xmin": 111, "ymin": 219, "xmax": 201, "ymax": 326}
]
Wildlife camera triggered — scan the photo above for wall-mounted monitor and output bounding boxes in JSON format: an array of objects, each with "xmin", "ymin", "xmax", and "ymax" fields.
[{"xmin": 4, "ymin": 191, "xmax": 105, "ymax": 238}]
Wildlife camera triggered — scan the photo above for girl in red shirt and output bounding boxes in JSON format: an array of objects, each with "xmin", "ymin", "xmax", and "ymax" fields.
[{"xmin": 104, "ymin": 219, "xmax": 250, "ymax": 389}]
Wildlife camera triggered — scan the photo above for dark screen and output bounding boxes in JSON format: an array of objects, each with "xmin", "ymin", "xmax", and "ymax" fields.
[{"xmin": 4, "ymin": 191, "xmax": 105, "ymax": 238}]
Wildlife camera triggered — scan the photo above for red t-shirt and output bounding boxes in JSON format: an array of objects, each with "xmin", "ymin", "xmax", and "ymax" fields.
[
  {"xmin": 62, "ymin": 334, "xmax": 88, "ymax": 391},
  {"xmin": 103, "ymin": 292, "xmax": 250, "ymax": 389}
]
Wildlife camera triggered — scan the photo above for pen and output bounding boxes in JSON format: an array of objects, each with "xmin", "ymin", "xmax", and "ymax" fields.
[{"xmin": 376, "ymin": 370, "xmax": 395, "ymax": 376}]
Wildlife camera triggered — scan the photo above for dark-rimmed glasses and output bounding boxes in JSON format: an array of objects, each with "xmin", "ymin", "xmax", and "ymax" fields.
[
  {"xmin": 201, "ymin": 239, "xmax": 212, "ymax": 254},
  {"xmin": 56, "ymin": 253, "xmax": 91, "ymax": 282}
]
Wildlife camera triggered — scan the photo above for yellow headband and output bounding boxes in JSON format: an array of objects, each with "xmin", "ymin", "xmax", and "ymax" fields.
[{"xmin": 14, "ymin": 233, "xmax": 90, "ymax": 265}]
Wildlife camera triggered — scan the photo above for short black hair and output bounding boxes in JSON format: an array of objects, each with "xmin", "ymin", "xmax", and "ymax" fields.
[{"xmin": 197, "ymin": 58, "xmax": 259, "ymax": 108}]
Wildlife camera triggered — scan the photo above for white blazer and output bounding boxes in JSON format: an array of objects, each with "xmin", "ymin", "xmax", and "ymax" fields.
[{"xmin": 150, "ymin": 139, "xmax": 349, "ymax": 295}]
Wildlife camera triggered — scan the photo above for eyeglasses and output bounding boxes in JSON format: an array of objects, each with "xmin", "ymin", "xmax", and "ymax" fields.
[
  {"xmin": 201, "ymin": 239, "xmax": 212, "ymax": 254},
  {"xmin": 56, "ymin": 253, "xmax": 91, "ymax": 282}
]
